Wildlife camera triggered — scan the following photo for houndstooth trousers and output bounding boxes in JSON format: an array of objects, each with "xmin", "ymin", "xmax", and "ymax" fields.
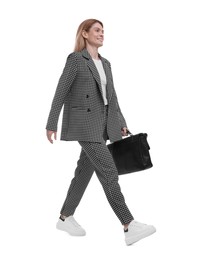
[{"xmin": 60, "ymin": 105, "xmax": 134, "ymax": 225}]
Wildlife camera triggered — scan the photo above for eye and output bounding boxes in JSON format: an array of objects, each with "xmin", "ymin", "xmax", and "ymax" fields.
[{"xmin": 94, "ymin": 27, "xmax": 104, "ymax": 34}]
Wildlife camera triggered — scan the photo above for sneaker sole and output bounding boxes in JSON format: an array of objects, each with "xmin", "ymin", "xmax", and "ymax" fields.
[{"xmin": 125, "ymin": 226, "xmax": 156, "ymax": 245}]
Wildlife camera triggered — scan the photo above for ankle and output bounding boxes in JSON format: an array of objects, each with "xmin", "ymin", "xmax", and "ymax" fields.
[
  {"xmin": 60, "ymin": 214, "xmax": 67, "ymax": 220},
  {"xmin": 124, "ymin": 219, "xmax": 134, "ymax": 230},
  {"xmin": 124, "ymin": 223, "xmax": 130, "ymax": 230}
]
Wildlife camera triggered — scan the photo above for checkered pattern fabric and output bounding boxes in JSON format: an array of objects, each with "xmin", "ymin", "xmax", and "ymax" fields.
[
  {"xmin": 46, "ymin": 48, "xmax": 128, "ymax": 143},
  {"xmin": 60, "ymin": 105, "xmax": 134, "ymax": 225}
]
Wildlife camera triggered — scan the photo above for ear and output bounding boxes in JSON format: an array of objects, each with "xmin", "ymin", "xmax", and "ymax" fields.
[{"xmin": 82, "ymin": 30, "xmax": 88, "ymax": 39}]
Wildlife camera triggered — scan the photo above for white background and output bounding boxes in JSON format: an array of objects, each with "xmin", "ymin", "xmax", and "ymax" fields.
[{"xmin": 0, "ymin": 0, "xmax": 200, "ymax": 259}]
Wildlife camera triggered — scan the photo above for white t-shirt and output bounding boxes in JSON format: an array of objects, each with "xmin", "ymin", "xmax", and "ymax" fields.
[{"xmin": 92, "ymin": 59, "xmax": 108, "ymax": 105}]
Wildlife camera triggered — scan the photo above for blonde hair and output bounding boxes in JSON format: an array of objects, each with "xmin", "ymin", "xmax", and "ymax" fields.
[{"xmin": 74, "ymin": 19, "xmax": 103, "ymax": 52}]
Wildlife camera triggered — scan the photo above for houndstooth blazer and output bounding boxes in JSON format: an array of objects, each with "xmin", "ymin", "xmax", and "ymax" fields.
[{"xmin": 46, "ymin": 48, "xmax": 128, "ymax": 143}]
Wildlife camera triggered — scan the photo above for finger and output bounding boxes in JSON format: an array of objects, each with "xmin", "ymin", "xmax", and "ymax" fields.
[
  {"xmin": 54, "ymin": 132, "xmax": 57, "ymax": 140},
  {"xmin": 48, "ymin": 134, "xmax": 53, "ymax": 143},
  {"xmin": 47, "ymin": 131, "xmax": 53, "ymax": 144},
  {"xmin": 123, "ymin": 128, "xmax": 128, "ymax": 134}
]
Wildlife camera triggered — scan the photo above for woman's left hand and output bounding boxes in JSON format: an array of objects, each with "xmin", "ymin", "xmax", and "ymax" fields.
[{"xmin": 121, "ymin": 127, "xmax": 129, "ymax": 136}]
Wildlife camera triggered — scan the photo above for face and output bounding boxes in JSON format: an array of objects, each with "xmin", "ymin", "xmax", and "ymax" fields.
[{"xmin": 82, "ymin": 22, "xmax": 104, "ymax": 48}]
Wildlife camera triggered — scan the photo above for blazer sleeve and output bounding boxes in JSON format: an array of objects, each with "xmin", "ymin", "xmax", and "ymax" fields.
[
  {"xmin": 112, "ymin": 87, "xmax": 128, "ymax": 129},
  {"xmin": 106, "ymin": 60, "xmax": 128, "ymax": 129},
  {"xmin": 46, "ymin": 52, "xmax": 77, "ymax": 131}
]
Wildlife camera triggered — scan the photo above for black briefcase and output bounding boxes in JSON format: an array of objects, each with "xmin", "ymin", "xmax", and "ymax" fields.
[{"xmin": 107, "ymin": 132, "xmax": 153, "ymax": 175}]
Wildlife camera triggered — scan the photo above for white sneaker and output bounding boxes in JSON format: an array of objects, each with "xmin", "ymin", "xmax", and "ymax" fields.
[
  {"xmin": 124, "ymin": 220, "xmax": 156, "ymax": 245},
  {"xmin": 56, "ymin": 216, "xmax": 86, "ymax": 236}
]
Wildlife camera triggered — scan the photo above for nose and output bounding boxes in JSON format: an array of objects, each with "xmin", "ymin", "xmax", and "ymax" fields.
[
  {"xmin": 100, "ymin": 31, "xmax": 104, "ymax": 38},
  {"xmin": 100, "ymin": 30, "xmax": 104, "ymax": 36}
]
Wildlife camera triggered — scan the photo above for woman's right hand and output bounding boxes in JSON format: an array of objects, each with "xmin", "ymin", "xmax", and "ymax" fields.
[{"xmin": 46, "ymin": 130, "xmax": 57, "ymax": 144}]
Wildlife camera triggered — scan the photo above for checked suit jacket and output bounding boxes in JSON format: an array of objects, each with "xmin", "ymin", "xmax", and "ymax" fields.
[{"xmin": 46, "ymin": 48, "xmax": 128, "ymax": 143}]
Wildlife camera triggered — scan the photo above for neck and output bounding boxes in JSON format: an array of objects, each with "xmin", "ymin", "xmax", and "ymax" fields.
[{"xmin": 85, "ymin": 44, "xmax": 100, "ymax": 59}]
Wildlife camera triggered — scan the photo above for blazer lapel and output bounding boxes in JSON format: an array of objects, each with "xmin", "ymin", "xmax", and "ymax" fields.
[
  {"xmin": 81, "ymin": 48, "xmax": 113, "ymax": 104},
  {"xmin": 81, "ymin": 49, "xmax": 103, "ymax": 96}
]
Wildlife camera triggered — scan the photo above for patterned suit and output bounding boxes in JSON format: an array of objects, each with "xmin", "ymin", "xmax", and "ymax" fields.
[
  {"xmin": 46, "ymin": 48, "xmax": 134, "ymax": 225},
  {"xmin": 46, "ymin": 48, "xmax": 128, "ymax": 143}
]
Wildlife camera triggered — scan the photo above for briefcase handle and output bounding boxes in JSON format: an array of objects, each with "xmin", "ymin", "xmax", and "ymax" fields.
[{"xmin": 126, "ymin": 129, "xmax": 133, "ymax": 136}]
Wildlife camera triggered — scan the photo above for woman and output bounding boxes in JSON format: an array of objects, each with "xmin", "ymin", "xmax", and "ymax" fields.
[{"xmin": 46, "ymin": 19, "xmax": 156, "ymax": 245}]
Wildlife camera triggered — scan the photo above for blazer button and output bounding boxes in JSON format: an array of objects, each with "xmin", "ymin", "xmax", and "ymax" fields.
[
  {"xmin": 86, "ymin": 94, "xmax": 89, "ymax": 98},
  {"xmin": 87, "ymin": 108, "xmax": 91, "ymax": 112}
]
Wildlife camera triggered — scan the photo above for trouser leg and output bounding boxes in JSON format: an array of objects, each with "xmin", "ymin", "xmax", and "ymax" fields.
[
  {"xmin": 60, "ymin": 147, "xmax": 95, "ymax": 217},
  {"xmin": 78, "ymin": 139, "xmax": 134, "ymax": 225},
  {"xmin": 78, "ymin": 106, "xmax": 134, "ymax": 225}
]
